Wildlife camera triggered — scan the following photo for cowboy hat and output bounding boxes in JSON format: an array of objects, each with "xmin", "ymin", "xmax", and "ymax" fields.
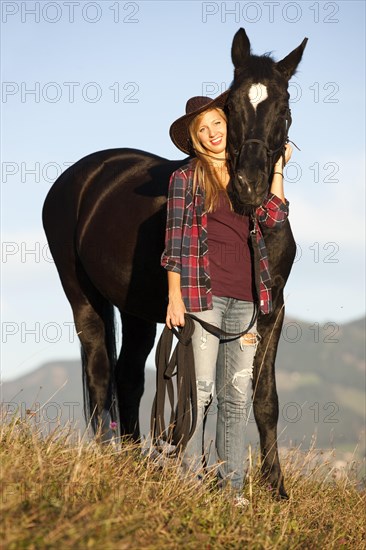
[{"xmin": 169, "ymin": 91, "xmax": 230, "ymax": 155}]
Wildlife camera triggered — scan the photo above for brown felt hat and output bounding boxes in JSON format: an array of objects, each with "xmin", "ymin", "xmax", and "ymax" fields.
[{"xmin": 169, "ymin": 91, "xmax": 230, "ymax": 155}]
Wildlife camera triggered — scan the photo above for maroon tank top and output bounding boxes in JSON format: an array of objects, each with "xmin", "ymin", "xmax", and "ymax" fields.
[{"xmin": 207, "ymin": 192, "xmax": 254, "ymax": 302}]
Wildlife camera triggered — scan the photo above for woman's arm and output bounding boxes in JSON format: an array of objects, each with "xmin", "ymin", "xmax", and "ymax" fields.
[
  {"xmin": 166, "ymin": 271, "xmax": 186, "ymax": 328},
  {"xmin": 268, "ymin": 143, "xmax": 293, "ymax": 203},
  {"xmin": 256, "ymin": 143, "xmax": 292, "ymax": 227},
  {"xmin": 161, "ymin": 169, "xmax": 188, "ymax": 328},
  {"xmin": 161, "ymin": 171, "xmax": 186, "ymax": 273}
]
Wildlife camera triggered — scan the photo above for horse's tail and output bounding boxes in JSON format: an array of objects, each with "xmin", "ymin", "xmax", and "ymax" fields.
[{"xmin": 80, "ymin": 295, "xmax": 119, "ymax": 434}]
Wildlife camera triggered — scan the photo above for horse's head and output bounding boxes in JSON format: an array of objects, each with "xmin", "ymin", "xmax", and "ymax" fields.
[{"xmin": 227, "ymin": 29, "xmax": 308, "ymax": 209}]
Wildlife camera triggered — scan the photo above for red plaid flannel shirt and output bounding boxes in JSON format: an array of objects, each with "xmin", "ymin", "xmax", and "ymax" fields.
[{"xmin": 161, "ymin": 161, "xmax": 289, "ymax": 314}]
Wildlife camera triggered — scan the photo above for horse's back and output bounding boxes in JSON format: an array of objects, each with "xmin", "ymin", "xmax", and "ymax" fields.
[
  {"xmin": 43, "ymin": 148, "xmax": 184, "ymax": 212},
  {"xmin": 42, "ymin": 148, "xmax": 187, "ymax": 322}
]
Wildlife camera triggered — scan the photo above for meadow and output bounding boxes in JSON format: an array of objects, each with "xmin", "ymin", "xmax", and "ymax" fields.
[{"xmin": 1, "ymin": 412, "xmax": 365, "ymax": 549}]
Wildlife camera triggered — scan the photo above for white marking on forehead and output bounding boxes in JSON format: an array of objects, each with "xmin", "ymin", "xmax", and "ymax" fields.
[{"xmin": 248, "ymin": 83, "xmax": 268, "ymax": 112}]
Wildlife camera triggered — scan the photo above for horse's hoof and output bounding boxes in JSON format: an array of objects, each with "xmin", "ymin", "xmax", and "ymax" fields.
[
  {"xmin": 267, "ymin": 482, "xmax": 289, "ymax": 500},
  {"xmin": 277, "ymin": 489, "xmax": 289, "ymax": 500}
]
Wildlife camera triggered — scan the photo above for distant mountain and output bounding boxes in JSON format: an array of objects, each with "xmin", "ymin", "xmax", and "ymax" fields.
[{"xmin": 2, "ymin": 317, "xmax": 365, "ymax": 462}]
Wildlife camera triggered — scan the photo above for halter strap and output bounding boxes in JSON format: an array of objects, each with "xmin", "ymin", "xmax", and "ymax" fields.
[{"xmin": 230, "ymin": 107, "xmax": 293, "ymax": 172}]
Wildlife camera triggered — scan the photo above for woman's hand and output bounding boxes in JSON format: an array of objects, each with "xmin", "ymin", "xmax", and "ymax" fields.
[
  {"xmin": 274, "ymin": 142, "xmax": 293, "ymax": 171},
  {"xmin": 166, "ymin": 296, "xmax": 186, "ymax": 329},
  {"xmin": 269, "ymin": 143, "xmax": 293, "ymax": 203},
  {"xmin": 166, "ymin": 271, "xmax": 186, "ymax": 328}
]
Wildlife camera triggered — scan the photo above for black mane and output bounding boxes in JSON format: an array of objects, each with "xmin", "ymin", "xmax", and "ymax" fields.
[{"xmin": 234, "ymin": 54, "xmax": 276, "ymax": 82}]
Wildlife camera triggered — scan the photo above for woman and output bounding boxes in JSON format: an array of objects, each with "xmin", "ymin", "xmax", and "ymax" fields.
[{"xmin": 161, "ymin": 93, "xmax": 292, "ymax": 503}]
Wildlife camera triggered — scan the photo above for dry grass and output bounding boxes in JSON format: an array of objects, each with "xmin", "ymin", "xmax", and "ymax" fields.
[{"xmin": 1, "ymin": 411, "xmax": 365, "ymax": 549}]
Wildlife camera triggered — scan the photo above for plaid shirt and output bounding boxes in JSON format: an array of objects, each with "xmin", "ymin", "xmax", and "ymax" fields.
[{"xmin": 161, "ymin": 161, "xmax": 289, "ymax": 314}]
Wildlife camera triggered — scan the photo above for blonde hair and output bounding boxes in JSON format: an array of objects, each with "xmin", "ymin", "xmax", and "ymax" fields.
[{"xmin": 188, "ymin": 108, "xmax": 232, "ymax": 213}]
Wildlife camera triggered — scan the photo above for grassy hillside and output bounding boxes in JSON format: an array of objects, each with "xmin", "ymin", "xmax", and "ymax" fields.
[
  {"xmin": 1, "ymin": 416, "xmax": 365, "ymax": 549},
  {"xmin": 3, "ymin": 317, "xmax": 365, "ymax": 466}
]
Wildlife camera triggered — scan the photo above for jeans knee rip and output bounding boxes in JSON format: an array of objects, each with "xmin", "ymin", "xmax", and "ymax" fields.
[
  {"xmin": 196, "ymin": 380, "xmax": 214, "ymax": 406},
  {"xmin": 232, "ymin": 368, "xmax": 253, "ymax": 395},
  {"xmin": 197, "ymin": 380, "xmax": 214, "ymax": 392},
  {"xmin": 239, "ymin": 332, "xmax": 260, "ymax": 351},
  {"xmin": 200, "ymin": 330, "xmax": 208, "ymax": 350}
]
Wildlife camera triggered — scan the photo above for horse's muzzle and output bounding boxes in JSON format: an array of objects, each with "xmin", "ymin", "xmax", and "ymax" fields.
[{"xmin": 233, "ymin": 172, "xmax": 268, "ymax": 208}]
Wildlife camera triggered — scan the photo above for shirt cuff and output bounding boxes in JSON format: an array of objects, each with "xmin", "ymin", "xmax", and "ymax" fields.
[
  {"xmin": 161, "ymin": 257, "xmax": 182, "ymax": 274},
  {"xmin": 265, "ymin": 192, "xmax": 289, "ymax": 212}
]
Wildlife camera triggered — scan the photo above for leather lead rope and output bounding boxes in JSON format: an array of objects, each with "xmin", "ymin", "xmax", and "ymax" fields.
[
  {"xmin": 187, "ymin": 302, "xmax": 258, "ymax": 342},
  {"xmin": 151, "ymin": 317, "xmax": 197, "ymax": 455}
]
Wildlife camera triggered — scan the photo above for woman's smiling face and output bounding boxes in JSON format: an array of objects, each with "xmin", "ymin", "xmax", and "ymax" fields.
[{"xmin": 196, "ymin": 109, "xmax": 227, "ymax": 157}]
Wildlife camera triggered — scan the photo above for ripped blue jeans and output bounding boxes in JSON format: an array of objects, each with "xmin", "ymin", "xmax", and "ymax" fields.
[{"xmin": 182, "ymin": 296, "xmax": 258, "ymax": 492}]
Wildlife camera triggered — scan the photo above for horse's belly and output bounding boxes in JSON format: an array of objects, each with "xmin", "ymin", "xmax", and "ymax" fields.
[{"xmin": 77, "ymin": 188, "xmax": 168, "ymax": 323}]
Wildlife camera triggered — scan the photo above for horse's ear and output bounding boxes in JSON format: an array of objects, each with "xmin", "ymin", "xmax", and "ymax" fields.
[
  {"xmin": 231, "ymin": 28, "xmax": 251, "ymax": 69},
  {"xmin": 276, "ymin": 37, "xmax": 308, "ymax": 80}
]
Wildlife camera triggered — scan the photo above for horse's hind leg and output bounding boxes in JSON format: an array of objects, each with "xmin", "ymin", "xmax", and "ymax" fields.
[
  {"xmin": 115, "ymin": 312, "xmax": 156, "ymax": 441},
  {"xmin": 45, "ymin": 241, "xmax": 117, "ymax": 440},
  {"xmin": 253, "ymin": 306, "xmax": 288, "ymax": 499},
  {"xmin": 43, "ymin": 184, "xmax": 119, "ymax": 442},
  {"xmin": 69, "ymin": 286, "xmax": 117, "ymax": 440},
  {"xmin": 74, "ymin": 266, "xmax": 118, "ymax": 441}
]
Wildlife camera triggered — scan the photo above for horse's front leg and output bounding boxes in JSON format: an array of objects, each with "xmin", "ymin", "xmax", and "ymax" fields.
[{"xmin": 253, "ymin": 304, "xmax": 288, "ymax": 499}]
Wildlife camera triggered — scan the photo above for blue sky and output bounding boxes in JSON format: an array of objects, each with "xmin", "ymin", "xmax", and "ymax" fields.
[{"xmin": 1, "ymin": 0, "xmax": 365, "ymax": 381}]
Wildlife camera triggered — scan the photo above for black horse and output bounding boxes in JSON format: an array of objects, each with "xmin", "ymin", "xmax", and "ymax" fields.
[{"xmin": 42, "ymin": 29, "xmax": 307, "ymax": 498}]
